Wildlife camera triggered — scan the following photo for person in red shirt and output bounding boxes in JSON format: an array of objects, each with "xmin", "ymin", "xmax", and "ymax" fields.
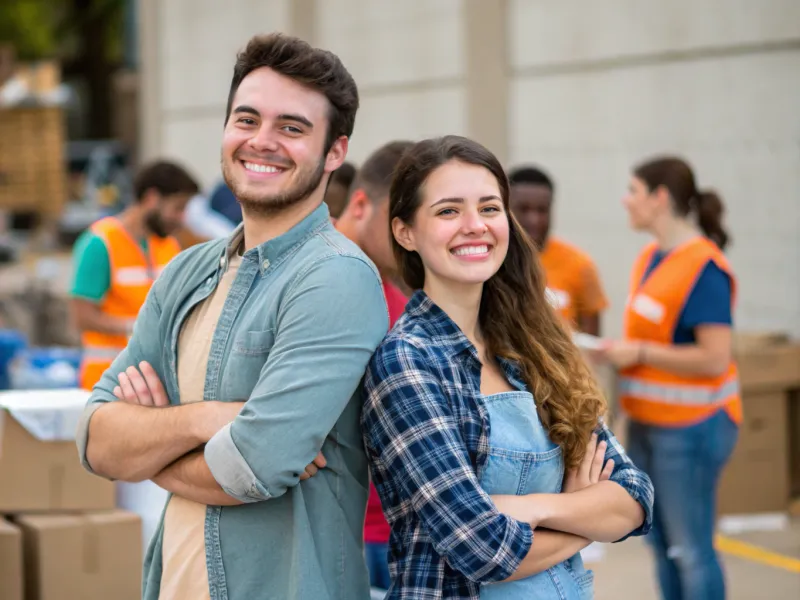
[
  {"xmin": 336, "ymin": 140, "xmax": 414, "ymax": 589},
  {"xmin": 335, "ymin": 140, "xmax": 414, "ymax": 590}
]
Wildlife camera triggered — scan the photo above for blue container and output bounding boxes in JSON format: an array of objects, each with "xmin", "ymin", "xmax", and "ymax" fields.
[
  {"xmin": 0, "ymin": 330, "xmax": 27, "ymax": 390},
  {"xmin": 9, "ymin": 347, "xmax": 82, "ymax": 390}
]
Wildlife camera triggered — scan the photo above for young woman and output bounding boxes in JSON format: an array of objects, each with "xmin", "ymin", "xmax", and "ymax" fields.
[
  {"xmin": 362, "ymin": 136, "xmax": 654, "ymax": 599},
  {"xmin": 599, "ymin": 157, "xmax": 739, "ymax": 600}
]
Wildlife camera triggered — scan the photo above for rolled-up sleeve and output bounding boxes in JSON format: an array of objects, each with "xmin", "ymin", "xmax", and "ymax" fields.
[
  {"xmin": 597, "ymin": 419, "xmax": 654, "ymax": 540},
  {"xmin": 362, "ymin": 339, "xmax": 533, "ymax": 583},
  {"xmin": 204, "ymin": 255, "xmax": 388, "ymax": 503}
]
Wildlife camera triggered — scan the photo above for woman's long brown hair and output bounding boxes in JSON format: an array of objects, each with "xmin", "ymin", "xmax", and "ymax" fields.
[{"xmin": 389, "ymin": 136, "xmax": 606, "ymax": 469}]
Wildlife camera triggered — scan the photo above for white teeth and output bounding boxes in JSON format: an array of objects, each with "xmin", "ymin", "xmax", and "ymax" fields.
[
  {"xmin": 452, "ymin": 245, "xmax": 489, "ymax": 256},
  {"xmin": 244, "ymin": 162, "xmax": 280, "ymax": 173}
]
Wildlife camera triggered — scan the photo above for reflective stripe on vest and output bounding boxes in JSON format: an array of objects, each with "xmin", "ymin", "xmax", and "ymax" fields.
[
  {"xmin": 114, "ymin": 266, "xmax": 153, "ymax": 286},
  {"xmin": 82, "ymin": 345, "xmax": 126, "ymax": 362},
  {"xmin": 620, "ymin": 238, "xmax": 742, "ymax": 427},
  {"xmin": 618, "ymin": 374, "xmax": 740, "ymax": 406},
  {"xmin": 78, "ymin": 217, "xmax": 180, "ymax": 391}
]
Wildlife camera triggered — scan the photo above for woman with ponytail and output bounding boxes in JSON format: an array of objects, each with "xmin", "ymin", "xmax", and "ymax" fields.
[
  {"xmin": 362, "ymin": 136, "xmax": 653, "ymax": 599},
  {"xmin": 600, "ymin": 156, "xmax": 738, "ymax": 600}
]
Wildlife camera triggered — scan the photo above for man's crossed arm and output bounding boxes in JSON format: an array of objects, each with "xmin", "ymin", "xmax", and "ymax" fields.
[
  {"xmin": 81, "ymin": 255, "xmax": 387, "ymax": 506},
  {"xmin": 87, "ymin": 362, "xmax": 325, "ymax": 506}
]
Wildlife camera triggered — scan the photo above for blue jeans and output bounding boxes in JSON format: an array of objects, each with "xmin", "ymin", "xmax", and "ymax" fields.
[
  {"xmin": 627, "ymin": 409, "xmax": 738, "ymax": 600},
  {"xmin": 365, "ymin": 542, "xmax": 391, "ymax": 590}
]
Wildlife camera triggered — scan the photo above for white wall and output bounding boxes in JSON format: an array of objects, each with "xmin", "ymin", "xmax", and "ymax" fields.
[
  {"xmin": 140, "ymin": 0, "xmax": 800, "ymax": 336},
  {"xmin": 315, "ymin": 0, "xmax": 467, "ymax": 163},
  {"xmin": 508, "ymin": 0, "xmax": 800, "ymax": 336},
  {"xmin": 140, "ymin": 0, "xmax": 292, "ymax": 188}
]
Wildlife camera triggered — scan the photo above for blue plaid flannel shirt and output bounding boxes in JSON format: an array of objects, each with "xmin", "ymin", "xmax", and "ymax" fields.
[{"xmin": 362, "ymin": 291, "xmax": 654, "ymax": 599}]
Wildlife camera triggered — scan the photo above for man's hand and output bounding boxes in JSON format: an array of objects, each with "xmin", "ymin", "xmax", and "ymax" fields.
[
  {"xmin": 562, "ymin": 433, "xmax": 614, "ymax": 494},
  {"xmin": 114, "ymin": 361, "xmax": 169, "ymax": 406},
  {"xmin": 115, "ymin": 362, "xmax": 327, "ymax": 481},
  {"xmin": 113, "ymin": 362, "xmax": 245, "ymax": 441},
  {"xmin": 299, "ymin": 452, "xmax": 327, "ymax": 481}
]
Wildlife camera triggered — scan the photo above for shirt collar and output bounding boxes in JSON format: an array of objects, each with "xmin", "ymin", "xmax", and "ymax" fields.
[
  {"xmin": 218, "ymin": 202, "xmax": 332, "ymax": 273},
  {"xmin": 405, "ymin": 290, "xmax": 474, "ymax": 356},
  {"xmin": 406, "ymin": 290, "xmax": 527, "ymax": 389}
]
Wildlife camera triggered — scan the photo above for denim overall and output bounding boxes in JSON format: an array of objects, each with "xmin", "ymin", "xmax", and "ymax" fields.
[{"xmin": 479, "ymin": 391, "xmax": 594, "ymax": 600}]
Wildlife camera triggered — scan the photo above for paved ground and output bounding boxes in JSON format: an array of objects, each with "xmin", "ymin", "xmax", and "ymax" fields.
[{"xmin": 589, "ymin": 519, "xmax": 800, "ymax": 599}]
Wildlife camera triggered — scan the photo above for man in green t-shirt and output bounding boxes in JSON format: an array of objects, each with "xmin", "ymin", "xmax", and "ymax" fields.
[{"xmin": 71, "ymin": 160, "xmax": 199, "ymax": 389}]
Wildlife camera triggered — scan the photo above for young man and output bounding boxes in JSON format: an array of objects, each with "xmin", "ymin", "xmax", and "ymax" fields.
[
  {"xmin": 70, "ymin": 160, "xmax": 198, "ymax": 390},
  {"xmin": 334, "ymin": 140, "xmax": 413, "ymax": 590},
  {"xmin": 75, "ymin": 34, "xmax": 388, "ymax": 600},
  {"xmin": 509, "ymin": 165, "xmax": 608, "ymax": 335}
]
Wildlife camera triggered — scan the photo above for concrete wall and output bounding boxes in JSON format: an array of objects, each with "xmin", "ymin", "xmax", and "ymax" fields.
[
  {"xmin": 507, "ymin": 0, "xmax": 800, "ymax": 336},
  {"xmin": 138, "ymin": 0, "xmax": 293, "ymax": 186},
  {"xmin": 138, "ymin": 0, "xmax": 800, "ymax": 336}
]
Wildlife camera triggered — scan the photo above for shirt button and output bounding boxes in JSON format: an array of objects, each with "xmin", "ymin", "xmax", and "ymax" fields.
[{"xmin": 262, "ymin": 260, "xmax": 270, "ymax": 269}]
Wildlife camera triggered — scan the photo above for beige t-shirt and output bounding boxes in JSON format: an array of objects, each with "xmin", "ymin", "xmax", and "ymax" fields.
[{"xmin": 159, "ymin": 252, "xmax": 242, "ymax": 600}]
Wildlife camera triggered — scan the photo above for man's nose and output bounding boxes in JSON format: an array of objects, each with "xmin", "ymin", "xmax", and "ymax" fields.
[{"xmin": 248, "ymin": 126, "xmax": 280, "ymax": 153}]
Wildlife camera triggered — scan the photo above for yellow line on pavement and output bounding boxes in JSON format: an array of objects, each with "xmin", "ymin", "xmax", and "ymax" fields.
[{"xmin": 716, "ymin": 535, "xmax": 800, "ymax": 573}]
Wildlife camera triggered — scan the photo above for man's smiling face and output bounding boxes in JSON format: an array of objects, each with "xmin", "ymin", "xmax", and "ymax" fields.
[{"xmin": 221, "ymin": 66, "xmax": 333, "ymax": 215}]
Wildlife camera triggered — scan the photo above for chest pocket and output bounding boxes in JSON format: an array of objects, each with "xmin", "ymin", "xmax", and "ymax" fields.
[
  {"xmin": 220, "ymin": 329, "xmax": 275, "ymax": 400},
  {"xmin": 232, "ymin": 329, "xmax": 275, "ymax": 355},
  {"xmin": 479, "ymin": 391, "xmax": 564, "ymax": 496}
]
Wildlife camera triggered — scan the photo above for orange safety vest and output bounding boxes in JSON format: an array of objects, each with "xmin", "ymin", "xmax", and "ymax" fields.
[
  {"xmin": 618, "ymin": 237, "xmax": 742, "ymax": 428},
  {"xmin": 79, "ymin": 217, "xmax": 181, "ymax": 390},
  {"xmin": 540, "ymin": 237, "xmax": 607, "ymax": 327}
]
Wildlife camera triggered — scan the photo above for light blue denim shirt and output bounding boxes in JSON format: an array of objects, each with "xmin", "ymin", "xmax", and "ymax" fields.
[{"xmin": 75, "ymin": 203, "xmax": 389, "ymax": 600}]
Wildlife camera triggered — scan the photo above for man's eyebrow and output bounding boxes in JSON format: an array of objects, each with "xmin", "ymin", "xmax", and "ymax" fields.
[
  {"xmin": 277, "ymin": 113, "xmax": 313, "ymax": 129},
  {"xmin": 232, "ymin": 105, "xmax": 260, "ymax": 117}
]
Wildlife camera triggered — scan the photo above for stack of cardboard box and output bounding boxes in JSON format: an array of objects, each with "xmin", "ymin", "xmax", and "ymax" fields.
[
  {"xmin": 717, "ymin": 333, "xmax": 800, "ymax": 517},
  {"xmin": 0, "ymin": 391, "xmax": 142, "ymax": 599}
]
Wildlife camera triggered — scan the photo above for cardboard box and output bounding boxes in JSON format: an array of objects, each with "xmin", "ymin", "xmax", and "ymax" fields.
[
  {"xmin": 789, "ymin": 389, "xmax": 800, "ymax": 499},
  {"xmin": 0, "ymin": 391, "xmax": 115, "ymax": 513},
  {"xmin": 718, "ymin": 391, "xmax": 789, "ymax": 515},
  {"xmin": 735, "ymin": 343, "xmax": 800, "ymax": 392},
  {"xmin": 733, "ymin": 331, "xmax": 791, "ymax": 351},
  {"xmin": 17, "ymin": 510, "xmax": 142, "ymax": 600},
  {"xmin": 0, "ymin": 517, "xmax": 23, "ymax": 600},
  {"xmin": 717, "ymin": 338, "xmax": 800, "ymax": 515}
]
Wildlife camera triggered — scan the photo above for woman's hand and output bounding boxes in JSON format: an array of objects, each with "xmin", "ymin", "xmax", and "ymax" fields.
[
  {"xmin": 562, "ymin": 433, "xmax": 614, "ymax": 493},
  {"xmin": 598, "ymin": 340, "xmax": 643, "ymax": 369}
]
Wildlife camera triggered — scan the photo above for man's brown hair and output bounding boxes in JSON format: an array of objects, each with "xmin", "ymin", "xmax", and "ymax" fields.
[
  {"xmin": 353, "ymin": 140, "xmax": 415, "ymax": 202},
  {"xmin": 133, "ymin": 160, "xmax": 199, "ymax": 203},
  {"xmin": 225, "ymin": 33, "xmax": 359, "ymax": 152}
]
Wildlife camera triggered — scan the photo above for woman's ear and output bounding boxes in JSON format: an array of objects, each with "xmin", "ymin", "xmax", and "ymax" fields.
[
  {"xmin": 392, "ymin": 217, "xmax": 416, "ymax": 252},
  {"xmin": 654, "ymin": 184, "xmax": 672, "ymax": 210}
]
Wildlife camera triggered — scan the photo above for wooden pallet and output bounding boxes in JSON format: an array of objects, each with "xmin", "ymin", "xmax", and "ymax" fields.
[{"xmin": 0, "ymin": 106, "xmax": 67, "ymax": 217}]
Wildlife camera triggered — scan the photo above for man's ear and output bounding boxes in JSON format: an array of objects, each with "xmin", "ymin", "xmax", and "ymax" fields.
[
  {"xmin": 391, "ymin": 216, "xmax": 415, "ymax": 251},
  {"xmin": 346, "ymin": 189, "xmax": 372, "ymax": 221},
  {"xmin": 324, "ymin": 136, "xmax": 348, "ymax": 172},
  {"xmin": 139, "ymin": 188, "xmax": 161, "ymax": 210}
]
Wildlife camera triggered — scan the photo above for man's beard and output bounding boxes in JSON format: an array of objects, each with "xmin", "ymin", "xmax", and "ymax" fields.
[
  {"xmin": 144, "ymin": 211, "xmax": 170, "ymax": 238},
  {"xmin": 223, "ymin": 154, "xmax": 326, "ymax": 217}
]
